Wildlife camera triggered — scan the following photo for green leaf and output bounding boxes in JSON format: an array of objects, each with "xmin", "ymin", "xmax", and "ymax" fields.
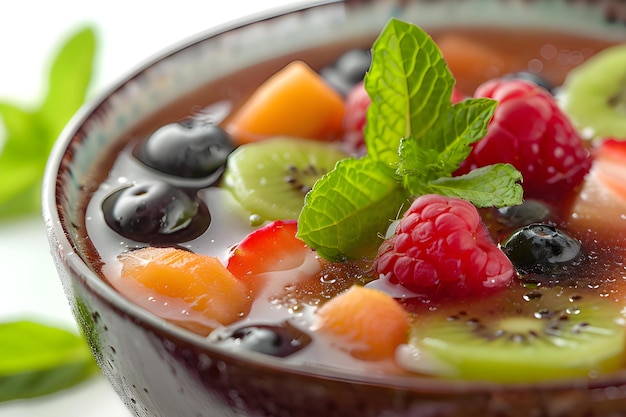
[
  {"xmin": 0, "ymin": 103, "xmax": 49, "ymax": 219},
  {"xmin": 0, "ymin": 26, "xmax": 97, "ymax": 218},
  {"xmin": 0, "ymin": 321, "xmax": 99, "ymax": 402},
  {"xmin": 398, "ymin": 97, "xmax": 501, "ymax": 193},
  {"xmin": 364, "ymin": 18, "xmax": 454, "ymax": 166},
  {"xmin": 38, "ymin": 26, "xmax": 97, "ymax": 146},
  {"xmin": 0, "ymin": 102, "xmax": 48, "ymax": 158},
  {"xmin": 427, "ymin": 164, "xmax": 523, "ymax": 207},
  {"xmin": 0, "ymin": 158, "xmax": 44, "ymax": 217},
  {"xmin": 297, "ymin": 157, "xmax": 410, "ymax": 261},
  {"xmin": 411, "ymin": 98, "xmax": 497, "ymax": 173}
]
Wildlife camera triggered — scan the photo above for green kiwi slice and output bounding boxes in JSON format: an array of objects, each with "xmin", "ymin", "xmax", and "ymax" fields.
[
  {"xmin": 222, "ymin": 137, "xmax": 346, "ymax": 221},
  {"xmin": 400, "ymin": 287, "xmax": 626, "ymax": 383},
  {"xmin": 561, "ymin": 44, "xmax": 626, "ymax": 139}
]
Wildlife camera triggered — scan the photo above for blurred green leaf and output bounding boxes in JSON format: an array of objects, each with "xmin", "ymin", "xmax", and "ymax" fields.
[
  {"xmin": 0, "ymin": 24, "xmax": 100, "ymax": 401},
  {"xmin": 39, "ymin": 26, "xmax": 97, "ymax": 146},
  {"xmin": 0, "ymin": 321, "xmax": 99, "ymax": 402},
  {"xmin": 0, "ymin": 25, "xmax": 97, "ymax": 219}
]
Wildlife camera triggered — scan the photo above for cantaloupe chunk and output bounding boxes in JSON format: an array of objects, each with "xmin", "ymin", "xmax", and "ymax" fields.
[
  {"xmin": 314, "ymin": 285, "xmax": 410, "ymax": 361},
  {"xmin": 226, "ymin": 60, "xmax": 345, "ymax": 144},
  {"xmin": 436, "ymin": 35, "xmax": 513, "ymax": 94},
  {"xmin": 119, "ymin": 247, "xmax": 252, "ymax": 328}
]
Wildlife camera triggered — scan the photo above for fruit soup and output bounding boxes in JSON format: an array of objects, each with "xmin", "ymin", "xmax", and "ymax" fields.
[{"xmin": 82, "ymin": 20, "xmax": 626, "ymax": 384}]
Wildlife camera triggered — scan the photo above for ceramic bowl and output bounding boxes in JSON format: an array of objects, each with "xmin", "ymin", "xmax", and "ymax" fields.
[{"xmin": 43, "ymin": 1, "xmax": 626, "ymax": 416}]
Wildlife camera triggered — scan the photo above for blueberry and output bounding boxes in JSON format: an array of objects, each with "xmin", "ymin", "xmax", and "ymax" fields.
[
  {"xmin": 102, "ymin": 181, "xmax": 210, "ymax": 243},
  {"xmin": 501, "ymin": 223, "xmax": 582, "ymax": 276},
  {"xmin": 494, "ymin": 199, "xmax": 553, "ymax": 227},
  {"xmin": 321, "ymin": 48, "xmax": 371, "ymax": 97},
  {"xmin": 137, "ymin": 122, "xmax": 235, "ymax": 179},
  {"xmin": 503, "ymin": 71, "xmax": 554, "ymax": 94},
  {"xmin": 214, "ymin": 322, "xmax": 312, "ymax": 358}
]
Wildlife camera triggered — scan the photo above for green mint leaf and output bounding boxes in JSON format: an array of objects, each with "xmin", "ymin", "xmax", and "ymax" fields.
[
  {"xmin": 39, "ymin": 26, "xmax": 97, "ymax": 147},
  {"xmin": 398, "ymin": 97, "xmax": 500, "ymax": 193},
  {"xmin": 399, "ymin": 98, "xmax": 497, "ymax": 176},
  {"xmin": 427, "ymin": 164, "xmax": 523, "ymax": 207},
  {"xmin": 0, "ymin": 26, "xmax": 97, "ymax": 219},
  {"xmin": 0, "ymin": 320, "xmax": 99, "ymax": 402},
  {"xmin": 0, "ymin": 157, "xmax": 46, "ymax": 218},
  {"xmin": 364, "ymin": 18, "xmax": 454, "ymax": 166},
  {"xmin": 0, "ymin": 103, "xmax": 49, "ymax": 160},
  {"xmin": 297, "ymin": 157, "xmax": 410, "ymax": 261},
  {"xmin": 0, "ymin": 103, "xmax": 49, "ymax": 218},
  {"xmin": 396, "ymin": 136, "xmax": 439, "ymax": 190}
]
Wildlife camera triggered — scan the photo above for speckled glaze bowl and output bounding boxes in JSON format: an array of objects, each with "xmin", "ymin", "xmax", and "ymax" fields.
[{"xmin": 43, "ymin": 1, "xmax": 626, "ymax": 416}]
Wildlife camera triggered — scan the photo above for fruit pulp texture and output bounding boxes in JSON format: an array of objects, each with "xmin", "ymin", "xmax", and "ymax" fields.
[{"xmin": 83, "ymin": 27, "xmax": 626, "ymax": 379}]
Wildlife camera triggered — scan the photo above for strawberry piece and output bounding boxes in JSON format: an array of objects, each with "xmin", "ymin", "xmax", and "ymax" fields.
[
  {"xmin": 455, "ymin": 79, "xmax": 591, "ymax": 199},
  {"xmin": 568, "ymin": 139, "xmax": 626, "ymax": 241},
  {"xmin": 373, "ymin": 194, "xmax": 514, "ymax": 300},
  {"xmin": 594, "ymin": 139, "xmax": 626, "ymax": 198},
  {"xmin": 566, "ymin": 139, "xmax": 626, "ymax": 300},
  {"xmin": 226, "ymin": 219, "xmax": 310, "ymax": 279}
]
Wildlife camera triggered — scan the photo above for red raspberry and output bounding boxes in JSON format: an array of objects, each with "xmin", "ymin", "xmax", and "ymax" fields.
[
  {"xmin": 374, "ymin": 194, "xmax": 514, "ymax": 300},
  {"xmin": 455, "ymin": 79, "xmax": 591, "ymax": 199},
  {"xmin": 342, "ymin": 81, "xmax": 370, "ymax": 155},
  {"xmin": 451, "ymin": 86, "xmax": 465, "ymax": 103}
]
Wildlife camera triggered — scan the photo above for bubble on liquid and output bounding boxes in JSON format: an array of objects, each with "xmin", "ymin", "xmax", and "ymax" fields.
[{"xmin": 540, "ymin": 44, "xmax": 558, "ymax": 60}]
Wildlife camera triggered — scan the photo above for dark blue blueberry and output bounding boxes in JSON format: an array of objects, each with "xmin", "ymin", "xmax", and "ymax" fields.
[
  {"xmin": 503, "ymin": 71, "xmax": 555, "ymax": 94},
  {"xmin": 494, "ymin": 199, "xmax": 553, "ymax": 228},
  {"xmin": 214, "ymin": 322, "xmax": 311, "ymax": 358},
  {"xmin": 501, "ymin": 223, "xmax": 582, "ymax": 276},
  {"xmin": 321, "ymin": 48, "xmax": 371, "ymax": 97},
  {"xmin": 102, "ymin": 181, "xmax": 210, "ymax": 243},
  {"xmin": 137, "ymin": 122, "xmax": 235, "ymax": 180}
]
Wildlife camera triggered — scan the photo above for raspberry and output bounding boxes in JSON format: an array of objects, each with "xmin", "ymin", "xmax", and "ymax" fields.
[
  {"xmin": 451, "ymin": 86, "xmax": 465, "ymax": 103},
  {"xmin": 341, "ymin": 81, "xmax": 370, "ymax": 155},
  {"xmin": 455, "ymin": 79, "xmax": 591, "ymax": 199},
  {"xmin": 374, "ymin": 194, "xmax": 514, "ymax": 300}
]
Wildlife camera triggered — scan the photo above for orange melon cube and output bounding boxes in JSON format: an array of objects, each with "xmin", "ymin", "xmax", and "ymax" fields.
[
  {"xmin": 314, "ymin": 285, "xmax": 410, "ymax": 361},
  {"xmin": 119, "ymin": 247, "xmax": 252, "ymax": 327},
  {"xmin": 436, "ymin": 35, "xmax": 513, "ymax": 94},
  {"xmin": 226, "ymin": 60, "xmax": 345, "ymax": 144}
]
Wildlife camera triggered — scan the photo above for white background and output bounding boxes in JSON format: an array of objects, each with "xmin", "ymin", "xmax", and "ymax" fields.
[{"xmin": 0, "ymin": 1, "xmax": 305, "ymax": 416}]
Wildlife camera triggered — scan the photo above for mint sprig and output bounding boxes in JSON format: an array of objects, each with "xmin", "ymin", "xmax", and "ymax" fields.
[
  {"xmin": 364, "ymin": 18, "xmax": 452, "ymax": 166},
  {"xmin": 298, "ymin": 19, "xmax": 523, "ymax": 261},
  {"xmin": 0, "ymin": 26, "xmax": 96, "ymax": 219}
]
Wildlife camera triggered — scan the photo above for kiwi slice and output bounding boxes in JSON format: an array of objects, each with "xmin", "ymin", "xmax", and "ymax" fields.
[
  {"xmin": 399, "ymin": 287, "xmax": 626, "ymax": 383},
  {"xmin": 222, "ymin": 137, "xmax": 346, "ymax": 221},
  {"xmin": 561, "ymin": 44, "xmax": 626, "ymax": 139}
]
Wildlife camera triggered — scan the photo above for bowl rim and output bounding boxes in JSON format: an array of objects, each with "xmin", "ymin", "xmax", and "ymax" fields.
[{"xmin": 41, "ymin": 0, "xmax": 626, "ymax": 395}]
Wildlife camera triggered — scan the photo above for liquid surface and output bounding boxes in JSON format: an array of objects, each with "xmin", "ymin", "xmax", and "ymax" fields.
[{"xmin": 81, "ymin": 26, "xmax": 626, "ymax": 381}]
